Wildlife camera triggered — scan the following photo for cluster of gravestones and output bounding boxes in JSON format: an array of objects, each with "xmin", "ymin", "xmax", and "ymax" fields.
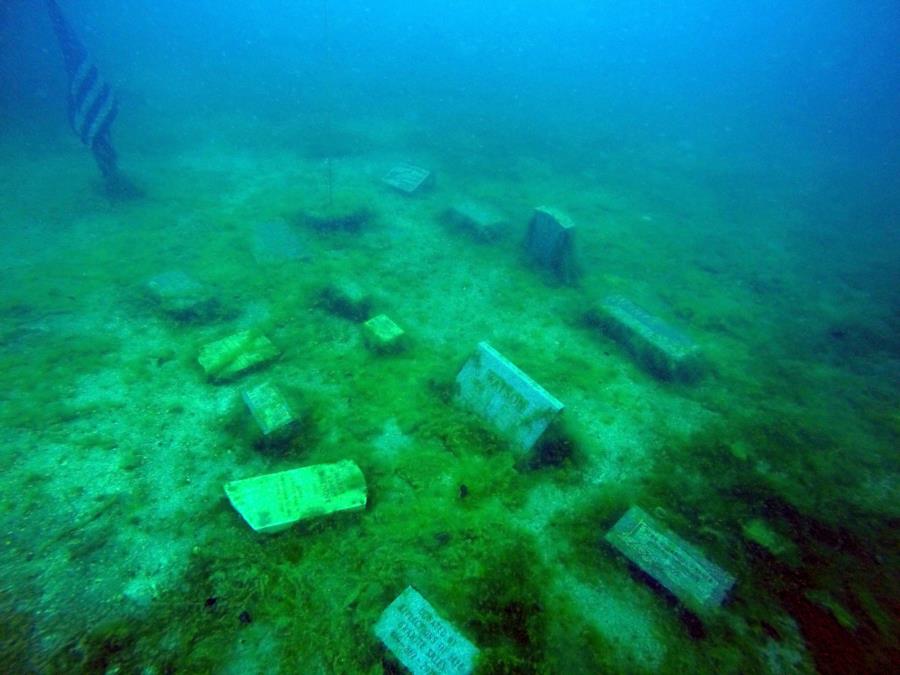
[{"xmin": 143, "ymin": 162, "xmax": 730, "ymax": 674}]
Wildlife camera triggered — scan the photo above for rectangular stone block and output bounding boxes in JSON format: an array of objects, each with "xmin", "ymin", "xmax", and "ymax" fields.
[
  {"xmin": 251, "ymin": 220, "xmax": 309, "ymax": 264},
  {"xmin": 363, "ymin": 314, "xmax": 406, "ymax": 354},
  {"xmin": 224, "ymin": 460, "xmax": 367, "ymax": 533},
  {"xmin": 442, "ymin": 201, "xmax": 507, "ymax": 242},
  {"xmin": 383, "ymin": 163, "xmax": 434, "ymax": 194},
  {"xmin": 198, "ymin": 330, "xmax": 279, "ymax": 382},
  {"xmin": 605, "ymin": 506, "xmax": 735, "ymax": 611},
  {"xmin": 593, "ymin": 295, "xmax": 700, "ymax": 381},
  {"xmin": 242, "ymin": 381, "xmax": 295, "ymax": 437},
  {"xmin": 375, "ymin": 586, "xmax": 479, "ymax": 675},
  {"xmin": 524, "ymin": 207, "xmax": 578, "ymax": 283},
  {"xmin": 146, "ymin": 270, "xmax": 220, "ymax": 323},
  {"xmin": 455, "ymin": 341, "xmax": 563, "ymax": 453},
  {"xmin": 317, "ymin": 280, "xmax": 373, "ymax": 322}
]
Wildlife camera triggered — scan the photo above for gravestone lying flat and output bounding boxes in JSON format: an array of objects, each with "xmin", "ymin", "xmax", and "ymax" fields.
[
  {"xmin": 455, "ymin": 341, "xmax": 563, "ymax": 454},
  {"xmin": 383, "ymin": 163, "xmax": 434, "ymax": 194},
  {"xmin": 251, "ymin": 220, "xmax": 309, "ymax": 264},
  {"xmin": 442, "ymin": 201, "xmax": 507, "ymax": 242},
  {"xmin": 592, "ymin": 295, "xmax": 701, "ymax": 381},
  {"xmin": 198, "ymin": 330, "xmax": 280, "ymax": 382},
  {"xmin": 363, "ymin": 314, "xmax": 406, "ymax": 354},
  {"xmin": 146, "ymin": 270, "xmax": 221, "ymax": 323},
  {"xmin": 605, "ymin": 506, "xmax": 735, "ymax": 612},
  {"xmin": 375, "ymin": 586, "xmax": 479, "ymax": 675},
  {"xmin": 242, "ymin": 381, "xmax": 296, "ymax": 438},
  {"xmin": 224, "ymin": 460, "xmax": 367, "ymax": 533},
  {"xmin": 524, "ymin": 207, "xmax": 578, "ymax": 284}
]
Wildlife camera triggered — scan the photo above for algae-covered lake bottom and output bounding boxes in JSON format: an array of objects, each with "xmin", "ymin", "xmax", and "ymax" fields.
[{"xmin": 0, "ymin": 110, "xmax": 897, "ymax": 673}]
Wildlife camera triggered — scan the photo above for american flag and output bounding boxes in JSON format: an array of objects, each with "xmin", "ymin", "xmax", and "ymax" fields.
[{"xmin": 46, "ymin": 0, "xmax": 119, "ymax": 180}]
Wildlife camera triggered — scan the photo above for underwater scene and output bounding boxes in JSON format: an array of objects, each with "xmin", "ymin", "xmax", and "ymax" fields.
[{"xmin": 1, "ymin": 1, "xmax": 898, "ymax": 673}]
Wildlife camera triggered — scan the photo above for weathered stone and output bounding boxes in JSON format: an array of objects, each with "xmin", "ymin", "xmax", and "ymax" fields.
[
  {"xmin": 146, "ymin": 270, "xmax": 221, "ymax": 323},
  {"xmin": 605, "ymin": 506, "xmax": 735, "ymax": 612},
  {"xmin": 375, "ymin": 586, "xmax": 479, "ymax": 675},
  {"xmin": 242, "ymin": 381, "xmax": 296, "ymax": 438},
  {"xmin": 363, "ymin": 314, "xmax": 406, "ymax": 354},
  {"xmin": 198, "ymin": 330, "xmax": 279, "ymax": 382},
  {"xmin": 524, "ymin": 207, "xmax": 578, "ymax": 283},
  {"xmin": 591, "ymin": 295, "xmax": 701, "ymax": 381},
  {"xmin": 316, "ymin": 280, "xmax": 373, "ymax": 322},
  {"xmin": 442, "ymin": 201, "xmax": 507, "ymax": 242},
  {"xmin": 455, "ymin": 341, "xmax": 563, "ymax": 453},
  {"xmin": 224, "ymin": 460, "xmax": 367, "ymax": 533},
  {"xmin": 251, "ymin": 220, "xmax": 309, "ymax": 263},
  {"xmin": 383, "ymin": 163, "xmax": 434, "ymax": 194}
]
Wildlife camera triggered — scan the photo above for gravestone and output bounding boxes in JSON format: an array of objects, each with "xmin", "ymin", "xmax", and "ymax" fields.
[
  {"xmin": 592, "ymin": 295, "xmax": 701, "ymax": 381},
  {"xmin": 442, "ymin": 201, "xmax": 507, "ymax": 242},
  {"xmin": 363, "ymin": 314, "xmax": 406, "ymax": 354},
  {"xmin": 242, "ymin": 381, "xmax": 296, "ymax": 438},
  {"xmin": 198, "ymin": 330, "xmax": 280, "ymax": 382},
  {"xmin": 383, "ymin": 163, "xmax": 434, "ymax": 194},
  {"xmin": 146, "ymin": 270, "xmax": 221, "ymax": 323},
  {"xmin": 224, "ymin": 460, "xmax": 367, "ymax": 533},
  {"xmin": 605, "ymin": 506, "xmax": 735, "ymax": 612},
  {"xmin": 375, "ymin": 586, "xmax": 479, "ymax": 675},
  {"xmin": 524, "ymin": 207, "xmax": 578, "ymax": 283},
  {"xmin": 251, "ymin": 220, "xmax": 309, "ymax": 264},
  {"xmin": 455, "ymin": 341, "xmax": 563, "ymax": 453},
  {"xmin": 317, "ymin": 280, "xmax": 373, "ymax": 322}
]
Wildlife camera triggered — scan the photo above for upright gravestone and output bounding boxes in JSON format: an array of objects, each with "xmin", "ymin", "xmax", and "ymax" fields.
[
  {"xmin": 455, "ymin": 341, "xmax": 563, "ymax": 454},
  {"xmin": 605, "ymin": 506, "xmax": 735, "ymax": 612},
  {"xmin": 375, "ymin": 586, "xmax": 479, "ymax": 675},
  {"xmin": 524, "ymin": 207, "xmax": 578, "ymax": 284},
  {"xmin": 242, "ymin": 381, "xmax": 296, "ymax": 440}
]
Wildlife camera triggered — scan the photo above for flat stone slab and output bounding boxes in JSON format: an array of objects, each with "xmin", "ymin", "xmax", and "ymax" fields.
[
  {"xmin": 605, "ymin": 506, "xmax": 735, "ymax": 611},
  {"xmin": 242, "ymin": 381, "xmax": 295, "ymax": 437},
  {"xmin": 443, "ymin": 201, "xmax": 507, "ymax": 242},
  {"xmin": 146, "ymin": 270, "xmax": 220, "ymax": 323},
  {"xmin": 251, "ymin": 220, "xmax": 309, "ymax": 263},
  {"xmin": 198, "ymin": 330, "xmax": 280, "ymax": 382},
  {"xmin": 224, "ymin": 460, "xmax": 367, "ymax": 533},
  {"xmin": 455, "ymin": 341, "xmax": 563, "ymax": 453},
  {"xmin": 375, "ymin": 586, "xmax": 479, "ymax": 675},
  {"xmin": 383, "ymin": 163, "xmax": 434, "ymax": 194},
  {"xmin": 363, "ymin": 314, "xmax": 406, "ymax": 353},
  {"xmin": 595, "ymin": 295, "xmax": 701, "ymax": 380},
  {"xmin": 524, "ymin": 206, "xmax": 578, "ymax": 283}
]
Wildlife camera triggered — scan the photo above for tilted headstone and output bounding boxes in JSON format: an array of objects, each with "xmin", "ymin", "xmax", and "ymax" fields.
[
  {"xmin": 455, "ymin": 341, "xmax": 563, "ymax": 453},
  {"xmin": 375, "ymin": 586, "xmax": 479, "ymax": 675},
  {"xmin": 224, "ymin": 460, "xmax": 367, "ymax": 533},
  {"xmin": 383, "ymin": 163, "xmax": 435, "ymax": 194},
  {"xmin": 592, "ymin": 295, "xmax": 701, "ymax": 381},
  {"xmin": 605, "ymin": 506, "xmax": 735, "ymax": 612},
  {"xmin": 524, "ymin": 207, "xmax": 578, "ymax": 283},
  {"xmin": 242, "ymin": 381, "xmax": 296, "ymax": 438},
  {"xmin": 363, "ymin": 314, "xmax": 406, "ymax": 354},
  {"xmin": 198, "ymin": 330, "xmax": 280, "ymax": 382},
  {"xmin": 442, "ymin": 201, "xmax": 507, "ymax": 242}
]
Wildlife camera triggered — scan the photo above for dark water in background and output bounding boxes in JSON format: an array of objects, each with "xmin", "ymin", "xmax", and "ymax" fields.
[{"xmin": 1, "ymin": 1, "xmax": 899, "ymax": 672}]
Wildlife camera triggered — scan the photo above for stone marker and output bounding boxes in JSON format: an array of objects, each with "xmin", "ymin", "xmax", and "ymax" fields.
[
  {"xmin": 455, "ymin": 341, "xmax": 563, "ymax": 453},
  {"xmin": 317, "ymin": 280, "xmax": 373, "ymax": 322},
  {"xmin": 198, "ymin": 330, "xmax": 280, "ymax": 382},
  {"xmin": 375, "ymin": 586, "xmax": 479, "ymax": 675},
  {"xmin": 524, "ymin": 207, "xmax": 578, "ymax": 283},
  {"xmin": 146, "ymin": 270, "xmax": 220, "ymax": 323},
  {"xmin": 242, "ymin": 381, "xmax": 296, "ymax": 438},
  {"xmin": 605, "ymin": 506, "xmax": 735, "ymax": 611},
  {"xmin": 442, "ymin": 201, "xmax": 507, "ymax": 242},
  {"xmin": 224, "ymin": 460, "xmax": 367, "ymax": 533},
  {"xmin": 592, "ymin": 295, "xmax": 701, "ymax": 381},
  {"xmin": 363, "ymin": 314, "xmax": 406, "ymax": 353},
  {"xmin": 252, "ymin": 220, "xmax": 309, "ymax": 263},
  {"xmin": 383, "ymin": 163, "xmax": 434, "ymax": 194}
]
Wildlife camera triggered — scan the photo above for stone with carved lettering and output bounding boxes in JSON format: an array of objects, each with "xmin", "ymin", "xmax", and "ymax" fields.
[
  {"xmin": 455, "ymin": 341, "xmax": 564, "ymax": 453},
  {"xmin": 242, "ymin": 381, "xmax": 296, "ymax": 438},
  {"xmin": 605, "ymin": 506, "xmax": 735, "ymax": 611},
  {"xmin": 375, "ymin": 586, "xmax": 479, "ymax": 675},
  {"xmin": 224, "ymin": 461, "xmax": 367, "ymax": 533}
]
